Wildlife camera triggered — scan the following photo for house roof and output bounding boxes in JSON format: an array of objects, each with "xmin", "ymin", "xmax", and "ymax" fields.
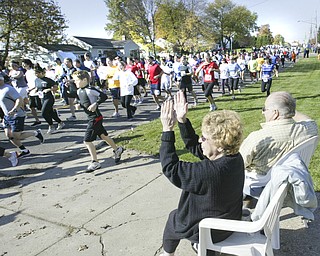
[
  {"xmin": 41, "ymin": 44, "xmax": 86, "ymax": 52},
  {"xmin": 73, "ymin": 36, "xmax": 114, "ymax": 48},
  {"xmin": 111, "ymin": 40, "xmax": 131, "ymax": 48}
]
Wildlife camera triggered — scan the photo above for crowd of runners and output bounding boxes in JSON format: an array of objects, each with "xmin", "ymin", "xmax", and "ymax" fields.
[{"xmin": 0, "ymin": 45, "xmax": 299, "ymax": 169}]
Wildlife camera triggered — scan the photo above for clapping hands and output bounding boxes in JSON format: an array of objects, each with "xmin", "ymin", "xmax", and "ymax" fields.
[{"xmin": 160, "ymin": 91, "xmax": 188, "ymax": 132}]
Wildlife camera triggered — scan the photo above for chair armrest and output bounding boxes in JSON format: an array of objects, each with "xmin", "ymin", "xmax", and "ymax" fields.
[{"xmin": 199, "ymin": 218, "xmax": 264, "ymax": 233}]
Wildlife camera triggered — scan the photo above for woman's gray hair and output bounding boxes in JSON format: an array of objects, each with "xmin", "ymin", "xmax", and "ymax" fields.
[{"xmin": 268, "ymin": 91, "xmax": 296, "ymax": 118}]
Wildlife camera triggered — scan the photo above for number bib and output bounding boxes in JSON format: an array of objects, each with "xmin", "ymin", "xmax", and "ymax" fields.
[
  {"xmin": 262, "ymin": 75, "xmax": 270, "ymax": 82},
  {"xmin": 38, "ymin": 91, "xmax": 44, "ymax": 98},
  {"xmin": 204, "ymin": 74, "xmax": 212, "ymax": 81}
]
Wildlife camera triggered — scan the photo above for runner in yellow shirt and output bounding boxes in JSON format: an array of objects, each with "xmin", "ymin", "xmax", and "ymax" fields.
[{"xmin": 106, "ymin": 58, "xmax": 121, "ymax": 117}]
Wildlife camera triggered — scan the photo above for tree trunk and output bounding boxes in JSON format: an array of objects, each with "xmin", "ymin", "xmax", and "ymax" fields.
[{"xmin": 2, "ymin": 32, "xmax": 11, "ymax": 66}]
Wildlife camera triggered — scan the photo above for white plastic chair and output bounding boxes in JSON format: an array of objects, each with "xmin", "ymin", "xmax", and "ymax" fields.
[
  {"xmin": 275, "ymin": 135, "xmax": 319, "ymax": 167},
  {"xmin": 198, "ymin": 183, "xmax": 289, "ymax": 256},
  {"xmin": 197, "ymin": 136, "xmax": 319, "ymax": 256}
]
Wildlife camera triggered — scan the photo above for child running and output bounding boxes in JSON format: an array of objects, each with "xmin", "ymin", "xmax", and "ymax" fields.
[{"xmin": 72, "ymin": 70, "xmax": 124, "ymax": 172}]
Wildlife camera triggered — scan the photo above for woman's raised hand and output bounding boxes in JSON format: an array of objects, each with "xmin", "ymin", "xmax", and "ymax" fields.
[{"xmin": 174, "ymin": 90, "xmax": 188, "ymax": 124}]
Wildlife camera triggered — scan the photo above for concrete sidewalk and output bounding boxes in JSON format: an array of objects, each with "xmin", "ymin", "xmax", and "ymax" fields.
[{"xmin": 1, "ymin": 143, "xmax": 320, "ymax": 256}]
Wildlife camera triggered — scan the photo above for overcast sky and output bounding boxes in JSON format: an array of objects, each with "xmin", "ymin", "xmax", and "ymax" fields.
[{"xmin": 56, "ymin": 0, "xmax": 319, "ymax": 43}]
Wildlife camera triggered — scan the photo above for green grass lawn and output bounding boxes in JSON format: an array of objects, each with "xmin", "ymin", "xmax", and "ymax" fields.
[{"xmin": 117, "ymin": 56, "xmax": 320, "ymax": 191}]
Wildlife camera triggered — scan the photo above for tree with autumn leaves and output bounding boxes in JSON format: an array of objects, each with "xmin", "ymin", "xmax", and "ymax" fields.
[{"xmin": 105, "ymin": 0, "xmax": 259, "ymax": 55}]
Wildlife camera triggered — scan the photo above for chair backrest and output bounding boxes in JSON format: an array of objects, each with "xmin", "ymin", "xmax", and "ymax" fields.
[
  {"xmin": 257, "ymin": 182, "xmax": 289, "ymax": 239},
  {"xmin": 275, "ymin": 136, "xmax": 319, "ymax": 167}
]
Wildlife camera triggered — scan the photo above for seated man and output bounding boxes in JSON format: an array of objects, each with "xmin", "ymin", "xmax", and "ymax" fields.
[{"xmin": 240, "ymin": 91, "xmax": 318, "ymax": 197}]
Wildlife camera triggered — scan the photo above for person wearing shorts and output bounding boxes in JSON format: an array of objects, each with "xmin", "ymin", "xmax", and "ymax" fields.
[
  {"xmin": 179, "ymin": 56, "xmax": 197, "ymax": 106},
  {"xmin": 147, "ymin": 56, "xmax": 164, "ymax": 110},
  {"xmin": 107, "ymin": 58, "xmax": 121, "ymax": 117},
  {"xmin": 72, "ymin": 70, "xmax": 124, "ymax": 172},
  {"xmin": 8, "ymin": 61, "xmax": 28, "ymax": 110},
  {"xmin": 0, "ymin": 75, "xmax": 44, "ymax": 158},
  {"xmin": 22, "ymin": 59, "xmax": 42, "ymax": 127},
  {"xmin": 160, "ymin": 58, "xmax": 173, "ymax": 100},
  {"xmin": 195, "ymin": 54, "xmax": 219, "ymax": 111},
  {"xmin": 134, "ymin": 58, "xmax": 147, "ymax": 97}
]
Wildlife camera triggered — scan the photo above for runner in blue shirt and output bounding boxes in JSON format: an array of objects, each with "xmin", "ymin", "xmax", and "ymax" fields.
[{"xmin": 261, "ymin": 58, "xmax": 275, "ymax": 96}]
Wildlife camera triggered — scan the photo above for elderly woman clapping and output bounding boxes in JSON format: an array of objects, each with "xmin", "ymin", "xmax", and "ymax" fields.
[{"xmin": 159, "ymin": 91, "xmax": 245, "ymax": 256}]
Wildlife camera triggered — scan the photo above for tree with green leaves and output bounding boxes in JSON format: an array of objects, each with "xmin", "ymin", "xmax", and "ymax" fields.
[
  {"xmin": 256, "ymin": 24, "xmax": 273, "ymax": 48},
  {"xmin": 0, "ymin": 0, "xmax": 68, "ymax": 66},
  {"xmin": 203, "ymin": 0, "xmax": 257, "ymax": 51},
  {"xmin": 155, "ymin": 0, "xmax": 202, "ymax": 54},
  {"xmin": 273, "ymin": 34, "xmax": 285, "ymax": 46},
  {"xmin": 105, "ymin": 0, "xmax": 158, "ymax": 56}
]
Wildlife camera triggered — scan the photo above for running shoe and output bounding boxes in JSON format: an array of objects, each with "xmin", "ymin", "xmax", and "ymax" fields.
[
  {"xmin": 66, "ymin": 116, "xmax": 77, "ymax": 121},
  {"xmin": 86, "ymin": 161, "xmax": 101, "ymax": 172},
  {"xmin": 47, "ymin": 126, "xmax": 57, "ymax": 134},
  {"xmin": 114, "ymin": 146, "xmax": 124, "ymax": 164},
  {"xmin": 18, "ymin": 149, "xmax": 31, "ymax": 158},
  {"xmin": 35, "ymin": 129, "xmax": 45, "ymax": 143},
  {"xmin": 8, "ymin": 152, "xmax": 18, "ymax": 167},
  {"xmin": 112, "ymin": 112, "xmax": 120, "ymax": 118},
  {"xmin": 57, "ymin": 122, "xmax": 65, "ymax": 130}
]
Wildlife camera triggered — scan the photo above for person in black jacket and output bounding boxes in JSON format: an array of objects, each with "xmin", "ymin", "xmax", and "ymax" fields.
[{"xmin": 159, "ymin": 91, "xmax": 244, "ymax": 255}]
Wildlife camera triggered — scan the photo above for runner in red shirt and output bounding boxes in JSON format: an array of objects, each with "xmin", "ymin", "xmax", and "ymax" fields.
[
  {"xmin": 146, "ymin": 56, "xmax": 164, "ymax": 110},
  {"xmin": 134, "ymin": 58, "xmax": 148, "ymax": 97},
  {"xmin": 126, "ymin": 58, "xmax": 142, "ymax": 105},
  {"xmin": 196, "ymin": 54, "xmax": 219, "ymax": 111}
]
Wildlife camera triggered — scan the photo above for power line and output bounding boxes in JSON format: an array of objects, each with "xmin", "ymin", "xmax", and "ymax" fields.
[{"xmin": 248, "ymin": 0, "xmax": 271, "ymax": 8}]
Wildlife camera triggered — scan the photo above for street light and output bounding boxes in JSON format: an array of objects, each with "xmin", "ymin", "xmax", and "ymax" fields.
[{"xmin": 298, "ymin": 13, "xmax": 318, "ymax": 48}]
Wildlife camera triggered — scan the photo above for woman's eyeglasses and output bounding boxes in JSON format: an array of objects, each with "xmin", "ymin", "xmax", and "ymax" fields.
[{"xmin": 200, "ymin": 135, "xmax": 207, "ymax": 142}]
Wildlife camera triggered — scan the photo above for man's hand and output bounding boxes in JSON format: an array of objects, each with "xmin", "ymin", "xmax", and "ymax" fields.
[
  {"xmin": 7, "ymin": 109, "xmax": 17, "ymax": 116},
  {"xmin": 174, "ymin": 90, "xmax": 188, "ymax": 123},
  {"xmin": 87, "ymin": 102, "xmax": 97, "ymax": 112},
  {"xmin": 160, "ymin": 100, "xmax": 176, "ymax": 132}
]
